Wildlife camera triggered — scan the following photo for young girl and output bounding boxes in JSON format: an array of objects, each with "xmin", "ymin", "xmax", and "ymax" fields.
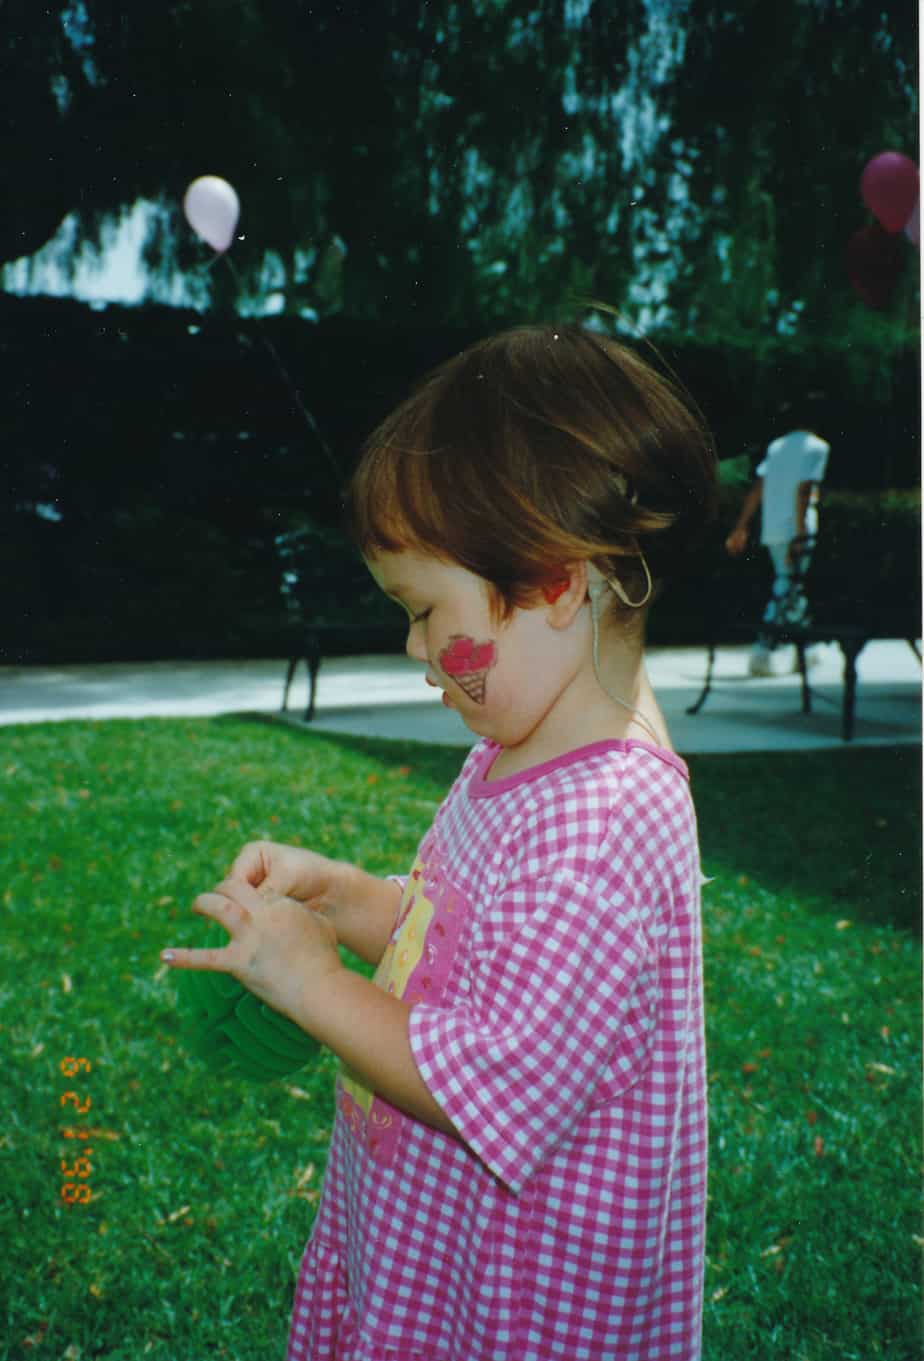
[{"xmin": 162, "ymin": 323, "xmax": 718, "ymax": 1360}]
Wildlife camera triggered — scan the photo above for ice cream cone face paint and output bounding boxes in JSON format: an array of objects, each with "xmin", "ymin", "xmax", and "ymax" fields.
[
  {"xmin": 438, "ymin": 636, "xmax": 497, "ymax": 704},
  {"xmin": 364, "ymin": 548, "xmax": 582, "ymax": 749}
]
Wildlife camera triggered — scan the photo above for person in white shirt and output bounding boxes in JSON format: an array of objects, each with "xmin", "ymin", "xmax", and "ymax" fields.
[{"xmin": 726, "ymin": 428, "xmax": 830, "ymax": 676}]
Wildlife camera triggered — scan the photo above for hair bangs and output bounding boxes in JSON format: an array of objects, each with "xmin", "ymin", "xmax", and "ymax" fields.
[
  {"xmin": 345, "ymin": 389, "xmax": 454, "ymax": 561},
  {"xmin": 345, "ymin": 320, "xmax": 718, "ymax": 621}
]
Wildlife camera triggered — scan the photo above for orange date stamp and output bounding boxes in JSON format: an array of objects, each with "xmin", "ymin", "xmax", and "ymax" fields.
[{"xmin": 59, "ymin": 1056, "xmax": 95, "ymax": 1207}]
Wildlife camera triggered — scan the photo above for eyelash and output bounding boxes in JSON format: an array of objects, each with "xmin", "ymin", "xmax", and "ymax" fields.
[{"xmin": 409, "ymin": 608, "xmax": 431, "ymax": 624}]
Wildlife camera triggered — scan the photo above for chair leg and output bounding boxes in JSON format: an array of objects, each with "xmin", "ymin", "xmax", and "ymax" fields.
[
  {"xmin": 305, "ymin": 651, "xmax": 321, "ymax": 722},
  {"xmin": 282, "ymin": 657, "xmax": 298, "ymax": 712},
  {"xmin": 686, "ymin": 643, "xmax": 717, "ymax": 716},
  {"xmin": 838, "ymin": 638, "xmax": 867, "ymax": 742},
  {"xmin": 795, "ymin": 642, "xmax": 812, "ymax": 714}
]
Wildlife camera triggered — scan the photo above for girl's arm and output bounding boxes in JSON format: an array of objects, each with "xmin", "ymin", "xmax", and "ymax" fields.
[
  {"xmin": 294, "ymin": 969, "xmax": 457, "ymax": 1137},
  {"xmin": 163, "ymin": 879, "xmax": 456, "ymax": 1137},
  {"xmin": 228, "ymin": 841, "xmax": 402, "ymax": 967},
  {"xmin": 320, "ymin": 861, "xmax": 403, "ymax": 966}
]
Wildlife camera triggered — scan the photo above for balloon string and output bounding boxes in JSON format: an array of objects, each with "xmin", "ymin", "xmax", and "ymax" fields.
[{"xmin": 220, "ymin": 255, "xmax": 343, "ymax": 491}]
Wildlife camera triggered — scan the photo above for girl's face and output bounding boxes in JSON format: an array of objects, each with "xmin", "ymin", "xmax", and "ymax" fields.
[{"xmin": 366, "ymin": 549, "xmax": 582, "ymax": 749}]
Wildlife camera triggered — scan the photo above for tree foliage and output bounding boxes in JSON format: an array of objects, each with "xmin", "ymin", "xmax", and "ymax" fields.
[
  {"xmin": 671, "ymin": 0, "xmax": 918, "ymax": 342},
  {"xmin": 1, "ymin": 0, "xmax": 917, "ymax": 342}
]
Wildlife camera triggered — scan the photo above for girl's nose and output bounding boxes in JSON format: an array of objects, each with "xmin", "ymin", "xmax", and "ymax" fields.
[{"xmin": 405, "ymin": 626, "xmax": 428, "ymax": 664}]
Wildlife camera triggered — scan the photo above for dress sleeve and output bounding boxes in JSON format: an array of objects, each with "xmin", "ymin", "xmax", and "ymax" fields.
[{"xmin": 407, "ymin": 868, "xmax": 654, "ymax": 1194}]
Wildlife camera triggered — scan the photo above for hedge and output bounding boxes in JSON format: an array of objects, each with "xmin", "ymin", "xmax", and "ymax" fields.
[
  {"xmin": 2, "ymin": 295, "xmax": 918, "ymax": 664},
  {"xmin": 4, "ymin": 489, "xmax": 918, "ymax": 665}
]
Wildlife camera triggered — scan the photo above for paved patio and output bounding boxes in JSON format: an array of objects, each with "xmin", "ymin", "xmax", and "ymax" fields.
[{"xmin": 0, "ymin": 640, "xmax": 919, "ymax": 754}]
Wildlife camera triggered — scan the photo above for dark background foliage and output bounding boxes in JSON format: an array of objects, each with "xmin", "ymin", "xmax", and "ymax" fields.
[
  {"xmin": 1, "ymin": 0, "xmax": 918, "ymax": 663},
  {"xmin": 3, "ymin": 0, "xmax": 916, "ymax": 332},
  {"xmin": 2, "ymin": 294, "xmax": 918, "ymax": 664}
]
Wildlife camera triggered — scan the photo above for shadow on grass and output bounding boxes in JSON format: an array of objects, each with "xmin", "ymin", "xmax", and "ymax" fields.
[
  {"xmin": 687, "ymin": 745, "xmax": 921, "ymax": 935},
  {"xmin": 231, "ymin": 716, "xmax": 921, "ymax": 936}
]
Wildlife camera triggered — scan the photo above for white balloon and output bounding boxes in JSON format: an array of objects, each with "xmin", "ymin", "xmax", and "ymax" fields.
[{"xmin": 183, "ymin": 175, "xmax": 240, "ymax": 253}]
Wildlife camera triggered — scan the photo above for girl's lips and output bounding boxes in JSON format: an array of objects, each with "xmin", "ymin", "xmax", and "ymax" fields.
[{"xmin": 426, "ymin": 674, "xmax": 452, "ymax": 705}]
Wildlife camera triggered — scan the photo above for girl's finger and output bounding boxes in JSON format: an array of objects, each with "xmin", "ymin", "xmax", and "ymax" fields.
[
  {"xmin": 228, "ymin": 841, "xmax": 270, "ymax": 887},
  {"xmin": 160, "ymin": 945, "xmax": 229, "ymax": 970},
  {"xmin": 193, "ymin": 890, "xmax": 238, "ymax": 920},
  {"xmin": 161, "ymin": 882, "xmax": 261, "ymax": 970},
  {"xmin": 213, "ymin": 877, "xmax": 266, "ymax": 911}
]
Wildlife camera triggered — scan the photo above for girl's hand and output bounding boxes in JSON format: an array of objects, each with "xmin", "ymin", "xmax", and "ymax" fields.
[
  {"xmin": 227, "ymin": 840, "xmax": 339, "ymax": 910},
  {"xmin": 226, "ymin": 841, "xmax": 402, "ymax": 968},
  {"xmin": 161, "ymin": 878, "xmax": 342, "ymax": 1029}
]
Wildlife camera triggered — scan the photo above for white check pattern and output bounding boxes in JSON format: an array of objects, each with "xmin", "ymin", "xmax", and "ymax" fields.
[{"xmin": 287, "ymin": 738, "xmax": 707, "ymax": 1361}]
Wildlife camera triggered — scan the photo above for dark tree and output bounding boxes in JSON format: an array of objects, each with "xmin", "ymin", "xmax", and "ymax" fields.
[{"xmin": 2, "ymin": 1, "xmax": 915, "ymax": 338}]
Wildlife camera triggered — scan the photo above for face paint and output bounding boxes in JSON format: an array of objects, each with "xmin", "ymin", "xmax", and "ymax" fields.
[{"xmin": 438, "ymin": 634, "xmax": 497, "ymax": 704}]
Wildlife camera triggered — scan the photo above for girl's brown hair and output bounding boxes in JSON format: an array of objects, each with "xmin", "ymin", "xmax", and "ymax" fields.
[{"xmin": 345, "ymin": 323, "xmax": 717, "ymax": 620}]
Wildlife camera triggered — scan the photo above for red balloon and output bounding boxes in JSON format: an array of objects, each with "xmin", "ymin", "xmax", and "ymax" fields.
[
  {"xmin": 845, "ymin": 222, "xmax": 906, "ymax": 310},
  {"xmin": 860, "ymin": 152, "xmax": 919, "ymax": 233}
]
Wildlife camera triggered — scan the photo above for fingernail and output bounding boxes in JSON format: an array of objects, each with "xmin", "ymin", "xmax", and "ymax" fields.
[{"xmin": 161, "ymin": 951, "xmax": 175, "ymax": 962}]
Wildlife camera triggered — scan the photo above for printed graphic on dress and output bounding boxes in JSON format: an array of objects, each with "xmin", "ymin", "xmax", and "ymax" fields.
[{"xmin": 338, "ymin": 836, "xmax": 467, "ymax": 1167}]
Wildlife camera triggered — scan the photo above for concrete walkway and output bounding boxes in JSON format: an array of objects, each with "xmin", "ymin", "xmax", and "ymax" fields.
[{"xmin": 0, "ymin": 640, "xmax": 919, "ymax": 754}]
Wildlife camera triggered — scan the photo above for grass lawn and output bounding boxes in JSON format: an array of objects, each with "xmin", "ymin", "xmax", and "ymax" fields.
[{"xmin": 1, "ymin": 716, "xmax": 919, "ymax": 1361}]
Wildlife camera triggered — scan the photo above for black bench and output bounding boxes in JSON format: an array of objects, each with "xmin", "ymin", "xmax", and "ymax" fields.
[
  {"xmin": 685, "ymin": 531, "xmax": 921, "ymax": 741},
  {"xmin": 276, "ymin": 526, "xmax": 405, "ymax": 721},
  {"xmin": 688, "ymin": 621, "xmax": 921, "ymax": 741}
]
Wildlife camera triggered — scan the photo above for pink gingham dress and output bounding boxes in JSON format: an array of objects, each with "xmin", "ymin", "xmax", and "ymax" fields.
[{"xmin": 287, "ymin": 738, "xmax": 707, "ymax": 1361}]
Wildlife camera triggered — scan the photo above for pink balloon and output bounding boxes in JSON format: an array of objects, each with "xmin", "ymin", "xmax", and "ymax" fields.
[
  {"xmin": 904, "ymin": 199, "xmax": 920, "ymax": 247},
  {"xmin": 845, "ymin": 222, "xmax": 905, "ymax": 310},
  {"xmin": 183, "ymin": 176, "xmax": 240, "ymax": 252},
  {"xmin": 860, "ymin": 152, "xmax": 919, "ymax": 233}
]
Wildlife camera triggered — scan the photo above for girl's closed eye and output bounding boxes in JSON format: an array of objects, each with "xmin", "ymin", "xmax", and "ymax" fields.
[{"xmin": 409, "ymin": 607, "xmax": 431, "ymax": 624}]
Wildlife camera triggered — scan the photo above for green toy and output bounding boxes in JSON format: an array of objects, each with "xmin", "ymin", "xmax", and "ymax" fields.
[{"xmin": 176, "ymin": 920, "xmax": 319, "ymax": 1082}]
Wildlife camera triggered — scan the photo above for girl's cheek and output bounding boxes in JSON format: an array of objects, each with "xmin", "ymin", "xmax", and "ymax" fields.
[{"xmin": 436, "ymin": 633, "xmax": 501, "ymax": 706}]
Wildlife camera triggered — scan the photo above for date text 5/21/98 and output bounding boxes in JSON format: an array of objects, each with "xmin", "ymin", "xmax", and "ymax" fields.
[{"xmin": 60, "ymin": 1056, "xmax": 94, "ymax": 1207}]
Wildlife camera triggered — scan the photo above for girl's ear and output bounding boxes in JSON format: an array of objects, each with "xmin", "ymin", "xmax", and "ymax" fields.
[
  {"xmin": 542, "ymin": 562, "xmax": 588, "ymax": 628},
  {"xmin": 541, "ymin": 576, "xmax": 570, "ymax": 604}
]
